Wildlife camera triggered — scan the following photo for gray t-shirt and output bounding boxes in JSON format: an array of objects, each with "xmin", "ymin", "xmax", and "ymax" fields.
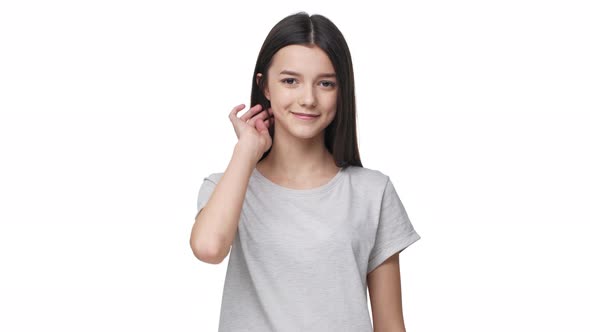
[{"xmin": 195, "ymin": 165, "xmax": 421, "ymax": 332}]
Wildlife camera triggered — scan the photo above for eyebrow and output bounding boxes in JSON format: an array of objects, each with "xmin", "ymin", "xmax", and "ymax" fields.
[{"xmin": 279, "ymin": 70, "xmax": 337, "ymax": 79}]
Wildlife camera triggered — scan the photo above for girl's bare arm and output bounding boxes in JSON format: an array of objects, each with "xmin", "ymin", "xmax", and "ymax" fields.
[
  {"xmin": 190, "ymin": 103, "xmax": 272, "ymax": 264},
  {"xmin": 189, "ymin": 141, "xmax": 259, "ymax": 264},
  {"xmin": 367, "ymin": 253, "xmax": 407, "ymax": 332}
]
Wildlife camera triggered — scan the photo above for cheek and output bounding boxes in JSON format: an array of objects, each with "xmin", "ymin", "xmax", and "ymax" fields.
[
  {"xmin": 325, "ymin": 109, "xmax": 337, "ymax": 123},
  {"xmin": 323, "ymin": 99, "xmax": 338, "ymax": 116},
  {"xmin": 269, "ymin": 93, "xmax": 297, "ymax": 114},
  {"xmin": 320, "ymin": 91, "xmax": 338, "ymax": 105},
  {"xmin": 268, "ymin": 84, "xmax": 291, "ymax": 97},
  {"xmin": 273, "ymin": 89, "xmax": 297, "ymax": 103},
  {"xmin": 269, "ymin": 87, "xmax": 337, "ymax": 110}
]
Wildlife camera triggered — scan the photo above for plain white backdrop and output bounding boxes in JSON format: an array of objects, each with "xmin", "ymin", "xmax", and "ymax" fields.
[{"xmin": 1, "ymin": 0, "xmax": 589, "ymax": 331}]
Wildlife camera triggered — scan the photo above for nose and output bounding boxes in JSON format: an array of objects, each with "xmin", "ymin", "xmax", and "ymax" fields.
[{"xmin": 298, "ymin": 83, "xmax": 317, "ymax": 108}]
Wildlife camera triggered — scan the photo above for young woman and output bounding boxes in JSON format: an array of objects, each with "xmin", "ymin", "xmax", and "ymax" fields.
[{"xmin": 190, "ymin": 11, "xmax": 421, "ymax": 332}]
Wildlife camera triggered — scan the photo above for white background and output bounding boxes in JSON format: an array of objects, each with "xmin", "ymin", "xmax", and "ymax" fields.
[{"xmin": 1, "ymin": 1, "xmax": 589, "ymax": 331}]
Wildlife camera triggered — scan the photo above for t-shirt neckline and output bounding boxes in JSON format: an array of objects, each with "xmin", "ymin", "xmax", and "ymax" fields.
[{"xmin": 252, "ymin": 166, "xmax": 345, "ymax": 196}]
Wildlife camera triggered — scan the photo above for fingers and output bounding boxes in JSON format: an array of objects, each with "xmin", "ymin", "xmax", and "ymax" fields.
[
  {"xmin": 253, "ymin": 118, "xmax": 271, "ymax": 128},
  {"xmin": 255, "ymin": 117, "xmax": 269, "ymax": 134},
  {"xmin": 240, "ymin": 104, "xmax": 263, "ymax": 123},
  {"xmin": 247, "ymin": 107, "xmax": 273, "ymax": 127},
  {"xmin": 229, "ymin": 104, "xmax": 274, "ymax": 129},
  {"xmin": 228, "ymin": 104, "xmax": 246, "ymax": 123}
]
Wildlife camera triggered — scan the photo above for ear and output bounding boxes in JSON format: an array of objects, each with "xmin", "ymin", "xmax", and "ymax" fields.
[{"xmin": 256, "ymin": 73, "xmax": 270, "ymax": 100}]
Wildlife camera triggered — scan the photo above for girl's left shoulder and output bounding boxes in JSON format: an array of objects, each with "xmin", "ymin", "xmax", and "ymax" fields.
[{"xmin": 344, "ymin": 165, "xmax": 391, "ymax": 188}]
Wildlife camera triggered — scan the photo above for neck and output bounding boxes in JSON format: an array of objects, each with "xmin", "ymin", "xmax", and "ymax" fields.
[{"xmin": 258, "ymin": 126, "xmax": 336, "ymax": 178}]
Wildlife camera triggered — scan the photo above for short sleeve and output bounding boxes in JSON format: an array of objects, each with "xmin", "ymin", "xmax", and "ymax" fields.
[
  {"xmin": 195, "ymin": 174, "xmax": 218, "ymax": 219},
  {"xmin": 367, "ymin": 177, "xmax": 421, "ymax": 274}
]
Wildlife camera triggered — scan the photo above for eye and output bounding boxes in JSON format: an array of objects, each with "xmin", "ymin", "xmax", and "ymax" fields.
[
  {"xmin": 281, "ymin": 78, "xmax": 297, "ymax": 85},
  {"xmin": 280, "ymin": 78, "xmax": 337, "ymax": 88}
]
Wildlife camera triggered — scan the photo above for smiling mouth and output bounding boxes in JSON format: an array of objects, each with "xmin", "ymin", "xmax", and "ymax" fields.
[
  {"xmin": 291, "ymin": 112, "xmax": 320, "ymax": 117},
  {"xmin": 291, "ymin": 112, "xmax": 320, "ymax": 121}
]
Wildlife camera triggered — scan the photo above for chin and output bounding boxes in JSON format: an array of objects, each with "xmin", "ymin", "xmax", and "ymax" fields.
[
  {"xmin": 288, "ymin": 125, "xmax": 327, "ymax": 140},
  {"xmin": 294, "ymin": 132, "xmax": 321, "ymax": 140}
]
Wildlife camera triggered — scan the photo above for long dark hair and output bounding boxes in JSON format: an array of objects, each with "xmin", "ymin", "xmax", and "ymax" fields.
[{"xmin": 250, "ymin": 11, "xmax": 363, "ymax": 169}]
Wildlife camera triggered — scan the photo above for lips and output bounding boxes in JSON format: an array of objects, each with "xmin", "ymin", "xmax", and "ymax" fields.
[{"xmin": 291, "ymin": 112, "xmax": 319, "ymax": 117}]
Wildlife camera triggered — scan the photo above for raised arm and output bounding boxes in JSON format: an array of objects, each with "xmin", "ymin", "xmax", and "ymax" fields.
[
  {"xmin": 190, "ymin": 103, "xmax": 273, "ymax": 264},
  {"xmin": 190, "ymin": 142, "xmax": 259, "ymax": 264}
]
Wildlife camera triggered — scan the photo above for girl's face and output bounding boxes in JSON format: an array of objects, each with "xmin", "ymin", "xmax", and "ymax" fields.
[{"xmin": 257, "ymin": 44, "xmax": 339, "ymax": 140}]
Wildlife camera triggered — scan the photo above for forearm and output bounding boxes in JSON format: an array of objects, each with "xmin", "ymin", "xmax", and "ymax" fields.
[{"xmin": 191, "ymin": 141, "xmax": 259, "ymax": 262}]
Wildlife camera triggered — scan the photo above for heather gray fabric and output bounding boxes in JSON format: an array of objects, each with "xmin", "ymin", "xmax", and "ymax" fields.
[{"xmin": 195, "ymin": 165, "xmax": 421, "ymax": 332}]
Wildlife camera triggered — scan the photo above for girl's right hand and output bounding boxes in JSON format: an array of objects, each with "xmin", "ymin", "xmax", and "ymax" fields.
[{"xmin": 228, "ymin": 104, "xmax": 274, "ymax": 159}]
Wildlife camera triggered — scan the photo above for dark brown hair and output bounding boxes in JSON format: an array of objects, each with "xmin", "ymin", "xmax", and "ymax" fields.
[{"xmin": 250, "ymin": 11, "xmax": 363, "ymax": 169}]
